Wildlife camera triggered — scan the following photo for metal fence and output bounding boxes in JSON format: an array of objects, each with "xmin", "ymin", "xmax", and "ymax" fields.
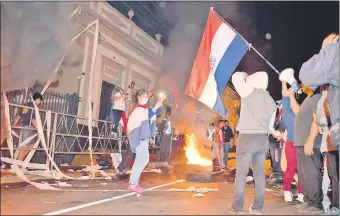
[
  {"xmin": 1, "ymin": 88, "xmax": 123, "ymax": 167},
  {"xmin": 4, "ymin": 88, "xmax": 79, "ymax": 115}
]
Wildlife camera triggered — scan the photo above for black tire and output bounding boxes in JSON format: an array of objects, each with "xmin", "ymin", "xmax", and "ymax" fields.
[{"xmin": 184, "ymin": 173, "xmax": 212, "ymax": 182}]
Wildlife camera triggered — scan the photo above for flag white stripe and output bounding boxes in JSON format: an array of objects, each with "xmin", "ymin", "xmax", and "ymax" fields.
[
  {"xmin": 199, "ymin": 23, "xmax": 236, "ymax": 109},
  {"xmin": 198, "ymin": 73, "xmax": 218, "ymax": 109},
  {"xmin": 210, "ymin": 23, "xmax": 236, "ymax": 75}
]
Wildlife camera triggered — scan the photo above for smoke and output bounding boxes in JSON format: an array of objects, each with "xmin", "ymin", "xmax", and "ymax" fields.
[
  {"xmin": 160, "ymin": 2, "xmax": 271, "ymax": 92},
  {"xmin": 157, "ymin": 2, "xmax": 270, "ymax": 140},
  {"xmin": 1, "ymin": 2, "xmax": 82, "ymax": 91}
]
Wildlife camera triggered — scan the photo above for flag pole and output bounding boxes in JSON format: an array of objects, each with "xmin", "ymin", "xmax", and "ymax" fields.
[{"xmin": 211, "ymin": 8, "xmax": 280, "ymax": 75}]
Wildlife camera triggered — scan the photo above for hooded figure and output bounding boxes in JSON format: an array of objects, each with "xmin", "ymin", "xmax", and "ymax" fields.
[
  {"xmin": 230, "ymin": 71, "xmax": 276, "ymax": 215},
  {"xmin": 159, "ymin": 114, "xmax": 173, "ymax": 162}
]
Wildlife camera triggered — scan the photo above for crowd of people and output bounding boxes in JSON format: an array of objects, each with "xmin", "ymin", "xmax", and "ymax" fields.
[
  {"xmin": 225, "ymin": 33, "xmax": 339, "ymax": 215},
  {"xmin": 206, "ymin": 119, "xmax": 234, "ymax": 170},
  {"xmin": 6, "ymin": 31, "xmax": 338, "ymax": 216},
  {"xmin": 79, "ymin": 33, "xmax": 340, "ymax": 214}
]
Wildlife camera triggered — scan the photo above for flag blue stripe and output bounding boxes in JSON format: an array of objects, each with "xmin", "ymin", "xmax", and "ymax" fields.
[
  {"xmin": 213, "ymin": 93, "xmax": 228, "ymax": 117},
  {"xmin": 214, "ymin": 35, "xmax": 249, "ymax": 94}
]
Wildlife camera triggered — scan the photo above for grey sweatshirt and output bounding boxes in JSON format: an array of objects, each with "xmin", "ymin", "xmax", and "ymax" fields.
[
  {"xmin": 232, "ymin": 72, "xmax": 277, "ymax": 134},
  {"xmin": 299, "ymin": 42, "xmax": 339, "ymax": 126}
]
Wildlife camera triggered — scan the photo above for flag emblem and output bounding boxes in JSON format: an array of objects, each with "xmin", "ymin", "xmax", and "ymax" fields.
[{"xmin": 185, "ymin": 8, "xmax": 249, "ymax": 117}]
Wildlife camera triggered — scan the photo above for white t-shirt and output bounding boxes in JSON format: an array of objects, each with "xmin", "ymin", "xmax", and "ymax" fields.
[{"xmin": 113, "ymin": 92, "xmax": 126, "ymax": 111}]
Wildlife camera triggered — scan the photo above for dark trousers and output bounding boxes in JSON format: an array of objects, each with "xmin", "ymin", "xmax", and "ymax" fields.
[
  {"xmin": 325, "ymin": 151, "xmax": 339, "ymax": 209},
  {"xmin": 117, "ymin": 148, "xmax": 135, "ymax": 172},
  {"xmin": 269, "ymin": 143, "xmax": 282, "ymax": 174},
  {"xmin": 170, "ymin": 139, "xmax": 179, "ymax": 161},
  {"xmin": 232, "ymin": 134, "xmax": 268, "ymax": 212},
  {"xmin": 297, "ymin": 146, "xmax": 323, "ymax": 209},
  {"xmin": 112, "ymin": 110, "xmax": 123, "ymax": 132},
  {"xmin": 160, "ymin": 134, "xmax": 172, "ymax": 162}
]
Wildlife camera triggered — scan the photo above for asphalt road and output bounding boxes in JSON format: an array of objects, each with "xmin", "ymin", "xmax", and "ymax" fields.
[{"xmin": 1, "ymin": 168, "xmax": 301, "ymax": 215}]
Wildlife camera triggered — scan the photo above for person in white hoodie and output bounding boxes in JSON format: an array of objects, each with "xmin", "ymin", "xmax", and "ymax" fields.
[{"xmin": 228, "ymin": 71, "xmax": 277, "ymax": 215}]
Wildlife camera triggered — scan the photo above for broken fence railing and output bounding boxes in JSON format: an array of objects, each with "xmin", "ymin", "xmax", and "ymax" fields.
[{"xmin": 1, "ymin": 102, "xmax": 124, "ymax": 168}]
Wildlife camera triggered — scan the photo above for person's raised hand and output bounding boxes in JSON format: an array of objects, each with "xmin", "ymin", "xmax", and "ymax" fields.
[
  {"xmin": 282, "ymin": 81, "xmax": 288, "ymax": 96},
  {"xmin": 322, "ymin": 33, "xmax": 339, "ymax": 49},
  {"xmin": 148, "ymin": 89, "xmax": 154, "ymax": 98},
  {"xmin": 286, "ymin": 88, "xmax": 295, "ymax": 98},
  {"xmin": 158, "ymin": 92, "xmax": 166, "ymax": 103}
]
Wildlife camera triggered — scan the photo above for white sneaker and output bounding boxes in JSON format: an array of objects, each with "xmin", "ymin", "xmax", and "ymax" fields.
[
  {"xmin": 249, "ymin": 204, "xmax": 262, "ymax": 215},
  {"xmin": 246, "ymin": 176, "xmax": 254, "ymax": 183},
  {"xmin": 296, "ymin": 193, "xmax": 304, "ymax": 203},
  {"xmin": 284, "ymin": 191, "xmax": 293, "ymax": 202}
]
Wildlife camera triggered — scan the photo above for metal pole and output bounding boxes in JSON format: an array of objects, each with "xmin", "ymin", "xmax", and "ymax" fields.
[
  {"xmin": 87, "ymin": 19, "xmax": 100, "ymax": 170},
  {"xmin": 50, "ymin": 113, "xmax": 58, "ymax": 170},
  {"xmin": 211, "ymin": 8, "xmax": 280, "ymax": 75}
]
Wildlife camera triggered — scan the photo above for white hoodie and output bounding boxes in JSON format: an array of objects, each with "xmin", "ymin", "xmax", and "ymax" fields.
[{"xmin": 232, "ymin": 72, "xmax": 276, "ymax": 134}]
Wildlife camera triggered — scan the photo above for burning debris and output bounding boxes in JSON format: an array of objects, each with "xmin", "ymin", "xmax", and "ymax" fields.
[
  {"xmin": 184, "ymin": 134, "xmax": 212, "ymax": 167},
  {"xmin": 167, "ymin": 186, "xmax": 218, "ymax": 194},
  {"xmin": 184, "ymin": 134, "xmax": 213, "ymax": 182}
]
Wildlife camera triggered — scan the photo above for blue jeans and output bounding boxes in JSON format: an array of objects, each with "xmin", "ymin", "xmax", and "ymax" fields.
[
  {"xmin": 129, "ymin": 138, "xmax": 150, "ymax": 185},
  {"xmin": 223, "ymin": 142, "xmax": 230, "ymax": 166},
  {"xmin": 232, "ymin": 134, "xmax": 268, "ymax": 212}
]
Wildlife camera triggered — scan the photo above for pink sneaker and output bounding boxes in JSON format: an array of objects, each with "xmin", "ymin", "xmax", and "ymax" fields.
[{"xmin": 128, "ymin": 183, "xmax": 144, "ymax": 194}]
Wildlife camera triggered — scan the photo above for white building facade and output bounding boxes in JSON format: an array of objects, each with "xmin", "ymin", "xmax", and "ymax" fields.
[{"xmin": 54, "ymin": 2, "xmax": 164, "ymax": 121}]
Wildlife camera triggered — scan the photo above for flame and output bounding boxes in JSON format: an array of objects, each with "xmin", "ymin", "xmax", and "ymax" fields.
[{"xmin": 184, "ymin": 133, "xmax": 212, "ymax": 167}]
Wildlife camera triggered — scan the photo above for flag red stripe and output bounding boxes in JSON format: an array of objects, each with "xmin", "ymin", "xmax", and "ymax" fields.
[{"xmin": 185, "ymin": 9, "xmax": 222, "ymax": 99}]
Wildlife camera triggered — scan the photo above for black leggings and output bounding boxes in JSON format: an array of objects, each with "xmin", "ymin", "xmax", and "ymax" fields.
[
  {"xmin": 118, "ymin": 148, "xmax": 135, "ymax": 172},
  {"xmin": 112, "ymin": 109, "xmax": 123, "ymax": 132}
]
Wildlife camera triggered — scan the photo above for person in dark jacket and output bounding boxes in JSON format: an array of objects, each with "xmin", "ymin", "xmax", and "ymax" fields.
[
  {"xmin": 268, "ymin": 109, "xmax": 283, "ymax": 175},
  {"xmin": 13, "ymin": 92, "xmax": 42, "ymax": 161},
  {"xmin": 159, "ymin": 114, "xmax": 172, "ymax": 162},
  {"xmin": 170, "ymin": 130, "xmax": 184, "ymax": 162},
  {"xmin": 222, "ymin": 120, "xmax": 234, "ymax": 168}
]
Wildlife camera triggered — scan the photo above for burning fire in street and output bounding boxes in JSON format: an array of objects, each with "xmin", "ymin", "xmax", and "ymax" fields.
[{"xmin": 184, "ymin": 134, "xmax": 212, "ymax": 167}]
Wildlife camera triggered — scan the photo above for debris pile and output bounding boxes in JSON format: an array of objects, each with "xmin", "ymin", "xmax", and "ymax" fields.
[{"xmin": 167, "ymin": 186, "xmax": 218, "ymax": 197}]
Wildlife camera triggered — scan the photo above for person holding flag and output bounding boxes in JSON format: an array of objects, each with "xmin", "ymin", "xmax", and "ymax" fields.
[
  {"xmin": 229, "ymin": 71, "xmax": 276, "ymax": 215},
  {"xmin": 184, "ymin": 7, "xmax": 281, "ymax": 215}
]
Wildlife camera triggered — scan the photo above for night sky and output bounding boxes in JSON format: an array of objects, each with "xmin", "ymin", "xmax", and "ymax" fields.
[
  {"xmin": 250, "ymin": 1, "xmax": 339, "ymax": 101},
  {"xmin": 110, "ymin": 1, "xmax": 339, "ymax": 102}
]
